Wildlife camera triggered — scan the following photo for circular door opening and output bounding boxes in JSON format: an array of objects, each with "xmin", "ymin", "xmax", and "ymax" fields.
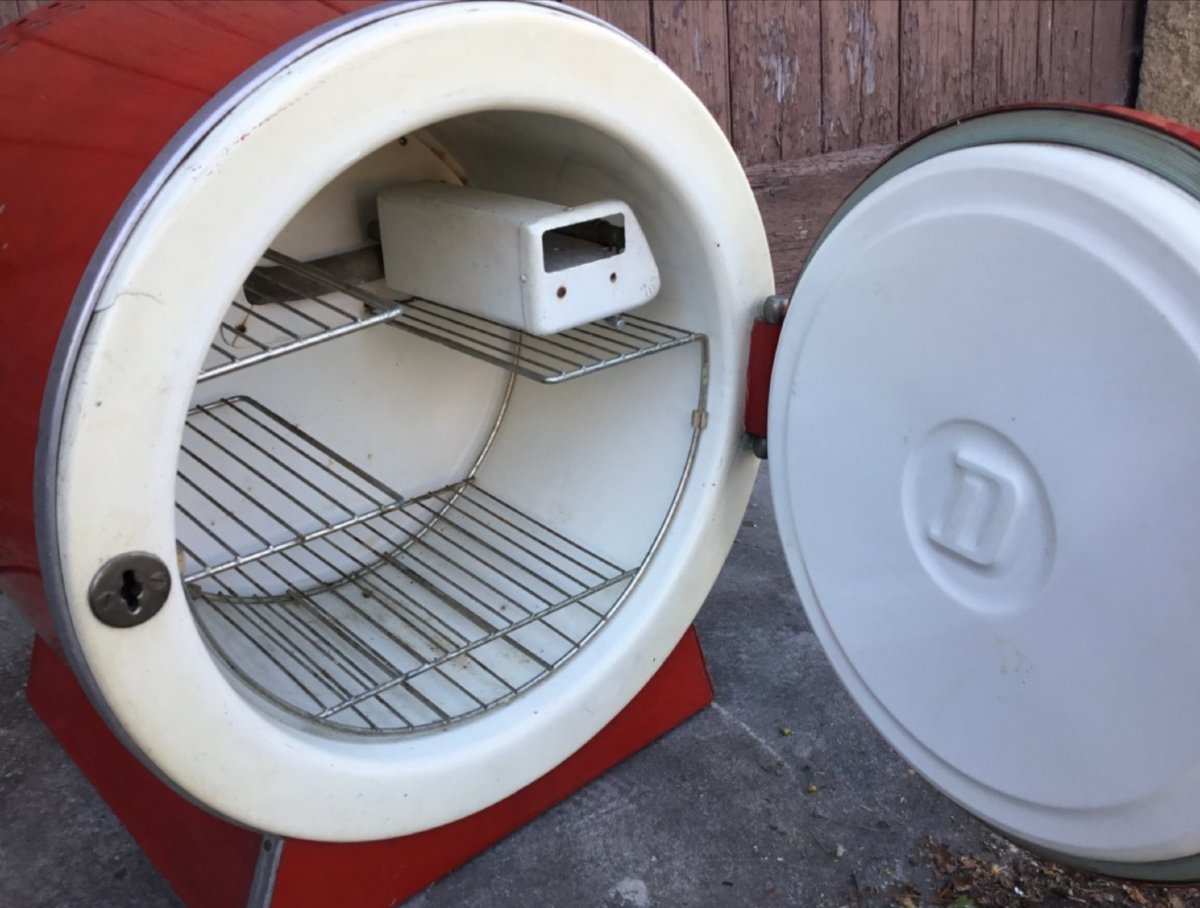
[
  {"xmin": 47, "ymin": 1, "xmax": 771, "ymax": 839},
  {"xmin": 178, "ymin": 115, "xmax": 711, "ymax": 736}
]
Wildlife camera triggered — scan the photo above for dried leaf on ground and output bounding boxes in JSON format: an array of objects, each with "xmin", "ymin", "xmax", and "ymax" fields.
[{"xmin": 920, "ymin": 836, "xmax": 1200, "ymax": 908}]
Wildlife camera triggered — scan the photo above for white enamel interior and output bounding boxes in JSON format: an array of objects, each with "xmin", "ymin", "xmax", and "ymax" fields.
[
  {"xmin": 55, "ymin": 1, "xmax": 770, "ymax": 840},
  {"xmin": 770, "ymin": 142, "xmax": 1200, "ymax": 864},
  {"xmin": 376, "ymin": 181, "xmax": 661, "ymax": 335}
]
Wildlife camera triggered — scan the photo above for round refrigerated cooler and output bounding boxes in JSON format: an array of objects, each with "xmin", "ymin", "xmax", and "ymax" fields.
[
  {"xmin": 4, "ymin": 0, "xmax": 770, "ymax": 841},
  {"xmin": 8, "ymin": 0, "xmax": 1200, "ymax": 889}
]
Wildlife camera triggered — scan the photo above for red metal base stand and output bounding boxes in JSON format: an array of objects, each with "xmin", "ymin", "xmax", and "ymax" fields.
[{"xmin": 26, "ymin": 629, "xmax": 714, "ymax": 907}]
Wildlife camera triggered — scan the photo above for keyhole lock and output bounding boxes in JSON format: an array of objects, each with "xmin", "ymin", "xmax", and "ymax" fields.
[{"xmin": 88, "ymin": 552, "xmax": 172, "ymax": 628}]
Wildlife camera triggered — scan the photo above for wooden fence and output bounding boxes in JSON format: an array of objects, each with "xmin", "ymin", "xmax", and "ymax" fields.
[
  {"xmin": 565, "ymin": 0, "xmax": 1142, "ymax": 285},
  {"xmin": 2, "ymin": 0, "xmax": 1144, "ymax": 285},
  {"xmin": 567, "ymin": 0, "xmax": 1140, "ymax": 162}
]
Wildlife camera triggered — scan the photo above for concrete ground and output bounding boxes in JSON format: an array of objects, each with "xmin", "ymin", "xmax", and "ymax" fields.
[{"xmin": 0, "ymin": 474, "xmax": 1017, "ymax": 907}]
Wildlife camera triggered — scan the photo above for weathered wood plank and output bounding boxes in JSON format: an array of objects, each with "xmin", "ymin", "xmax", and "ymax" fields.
[
  {"xmin": 598, "ymin": 0, "xmax": 653, "ymax": 48},
  {"xmin": 973, "ymin": 0, "xmax": 1042, "ymax": 107},
  {"xmin": 1089, "ymin": 0, "xmax": 1140, "ymax": 104},
  {"xmin": 822, "ymin": 0, "xmax": 866, "ymax": 152},
  {"xmin": 1039, "ymin": 0, "xmax": 1095, "ymax": 100},
  {"xmin": 823, "ymin": 0, "xmax": 902, "ymax": 151},
  {"xmin": 899, "ymin": 0, "xmax": 974, "ymax": 140},
  {"xmin": 652, "ymin": 0, "xmax": 731, "ymax": 137},
  {"xmin": 749, "ymin": 143, "xmax": 897, "ymax": 291},
  {"xmin": 859, "ymin": 0, "xmax": 902, "ymax": 147},
  {"xmin": 0, "ymin": 0, "xmax": 44, "ymax": 30},
  {"xmin": 728, "ymin": 0, "xmax": 820, "ymax": 165},
  {"xmin": 1035, "ymin": 0, "xmax": 1056, "ymax": 101},
  {"xmin": 564, "ymin": 0, "xmax": 653, "ymax": 49}
]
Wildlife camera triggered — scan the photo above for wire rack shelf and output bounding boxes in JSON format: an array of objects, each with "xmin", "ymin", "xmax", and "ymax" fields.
[
  {"xmin": 198, "ymin": 249, "xmax": 703, "ymax": 385},
  {"xmin": 177, "ymin": 396, "xmax": 637, "ymax": 734}
]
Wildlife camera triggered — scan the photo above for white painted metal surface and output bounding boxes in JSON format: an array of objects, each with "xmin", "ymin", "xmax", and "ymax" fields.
[
  {"xmin": 770, "ymin": 142, "xmax": 1200, "ymax": 865},
  {"xmin": 51, "ymin": 2, "xmax": 771, "ymax": 840},
  {"xmin": 379, "ymin": 182, "xmax": 659, "ymax": 335}
]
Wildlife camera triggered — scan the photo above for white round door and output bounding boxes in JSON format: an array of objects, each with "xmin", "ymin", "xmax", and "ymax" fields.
[{"xmin": 769, "ymin": 106, "xmax": 1200, "ymax": 880}]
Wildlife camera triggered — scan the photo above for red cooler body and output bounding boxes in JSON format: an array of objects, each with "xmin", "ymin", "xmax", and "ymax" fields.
[{"xmin": 7, "ymin": 1, "xmax": 1200, "ymax": 903}]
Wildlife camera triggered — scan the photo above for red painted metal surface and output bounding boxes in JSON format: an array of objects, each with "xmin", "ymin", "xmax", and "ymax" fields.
[
  {"xmin": 744, "ymin": 318, "xmax": 782, "ymax": 440},
  {"xmin": 0, "ymin": 6, "xmax": 710, "ymax": 903},
  {"xmin": 0, "ymin": 0, "xmax": 376, "ymax": 647},
  {"xmin": 984, "ymin": 100, "xmax": 1200, "ymax": 148},
  {"xmin": 1118, "ymin": 107, "xmax": 1200, "ymax": 145},
  {"xmin": 26, "ymin": 635, "xmax": 265, "ymax": 908},
  {"xmin": 27, "ymin": 626, "xmax": 714, "ymax": 907}
]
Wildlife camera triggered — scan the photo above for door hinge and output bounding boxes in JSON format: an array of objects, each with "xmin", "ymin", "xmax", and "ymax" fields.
[{"xmin": 745, "ymin": 295, "xmax": 787, "ymax": 459}]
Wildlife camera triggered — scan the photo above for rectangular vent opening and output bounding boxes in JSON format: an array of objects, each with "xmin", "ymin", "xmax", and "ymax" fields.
[{"xmin": 542, "ymin": 215, "xmax": 625, "ymax": 273}]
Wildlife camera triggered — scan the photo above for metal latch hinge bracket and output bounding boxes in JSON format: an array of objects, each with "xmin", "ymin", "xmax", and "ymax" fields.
[{"xmin": 745, "ymin": 294, "xmax": 788, "ymax": 459}]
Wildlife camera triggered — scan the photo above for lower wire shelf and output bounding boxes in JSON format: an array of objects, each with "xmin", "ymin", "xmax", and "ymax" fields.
[{"xmin": 177, "ymin": 397, "xmax": 638, "ymax": 735}]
